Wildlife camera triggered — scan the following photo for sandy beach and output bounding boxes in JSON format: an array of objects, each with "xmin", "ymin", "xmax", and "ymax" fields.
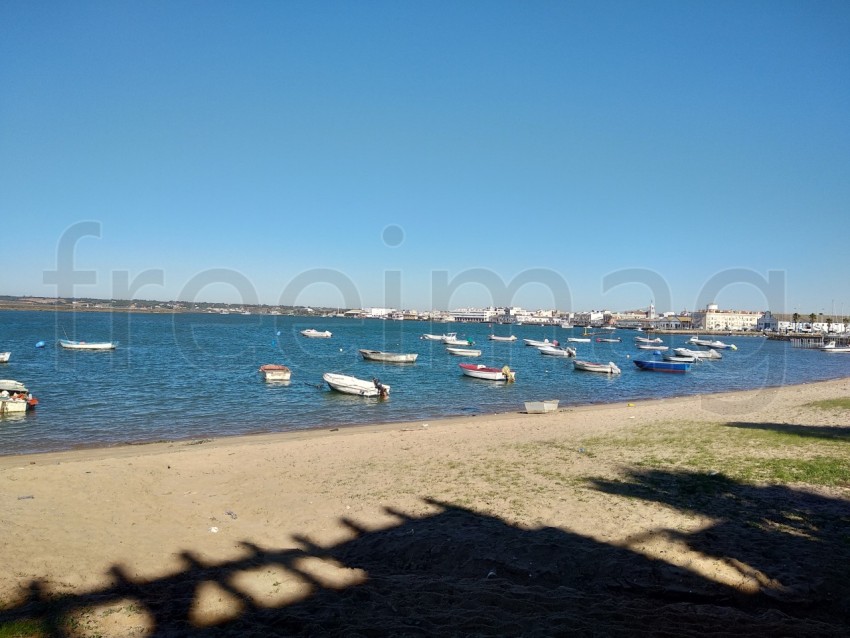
[{"xmin": 2, "ymin": 379, "xmax": 849, "ymax": 636}]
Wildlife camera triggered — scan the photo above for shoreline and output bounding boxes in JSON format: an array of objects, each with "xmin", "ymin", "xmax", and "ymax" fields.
[{"xmin": 3, "ymin": 374, "xmax": 847, "ymax": 463}]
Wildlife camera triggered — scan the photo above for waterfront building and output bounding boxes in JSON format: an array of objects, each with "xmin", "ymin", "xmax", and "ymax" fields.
[{"xmin": 691, "ymin": 304, "xmax": 763, "ymax": 331}]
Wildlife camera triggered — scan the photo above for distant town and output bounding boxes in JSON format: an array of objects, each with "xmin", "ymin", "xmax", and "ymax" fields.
[{"xmin": 2, "ymin": 295, "xmax": 847, "ymax": 336}]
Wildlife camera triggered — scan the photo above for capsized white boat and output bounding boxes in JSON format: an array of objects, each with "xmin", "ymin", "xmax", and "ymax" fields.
[
  {"xmin": 301, "ymin": 329, "xmax": 332, "ymax": 338},
  {"xmin": 572, "ymin": 360, "xmax": 621, "ymax": 374},
  {"xmin": 459, "ymin": 363, "xmax": 516, "ymax": 381},
  {"xmin": 0, "ymin": 352, "xmax": 9, "ymax": 363},
  {"xmin": 538, "ymin": 345, "xmax": 576, "ymax": 357},
  {"xmin": 258, "ymin": 364, "xmax": 292, "ymax": 381},
  {"xmin": 445, "ymin": 347, "xmax": 482, "ymax": 357},
  {"xmin": 323, "ymin": 373, "xmax": 389, "ymax": 397},
  {"xmin": 524, "ymin": 399, "xmax": 559, "ymax": 414},
  {"xmin": 0, "ymin": 379, "xmax": 38, "ymax": 414},
  {"xmin": 359, "ymin": 349, "xmax": 419, "ymax": 363},
  {"xmin": 58, "ymin": 339, "xmax": 116, "ymax": 350},
  {"xmin": 489, "ymin": 334, "xmax": 517, "ymax": 342}
]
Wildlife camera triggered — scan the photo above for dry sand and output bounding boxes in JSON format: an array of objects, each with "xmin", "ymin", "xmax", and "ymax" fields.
[{"xmin": 1, "ymin": 379, "xmax": 849, "ymax": 636}]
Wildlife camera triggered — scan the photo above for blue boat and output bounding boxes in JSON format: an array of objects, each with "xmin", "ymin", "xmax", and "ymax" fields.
[{"xmin": 633, "ymin": 358, "xmax": 690, "ymax": 373}]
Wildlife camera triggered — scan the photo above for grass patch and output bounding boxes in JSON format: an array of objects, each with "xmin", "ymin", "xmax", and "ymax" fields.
[
  {"xmin": 0, "ymin": 618, "xmax": 46, "ymax": 638},
  {"xmin": 804, "ymin": 397, "xmax": 850, "ymax": 410}
]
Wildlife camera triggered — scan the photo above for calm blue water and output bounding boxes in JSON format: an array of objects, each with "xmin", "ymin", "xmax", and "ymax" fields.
[{"xmin": 1, "ymin": 310, "xmax": 849, "ymax": 456}]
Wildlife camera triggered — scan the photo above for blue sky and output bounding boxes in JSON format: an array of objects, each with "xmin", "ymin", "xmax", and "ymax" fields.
[{"xmin": 2, "ymin": 1, "xmax": 848, "ymax": 315}]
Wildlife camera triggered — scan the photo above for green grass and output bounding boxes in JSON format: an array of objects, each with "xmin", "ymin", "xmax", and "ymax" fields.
[
  {"xmin": 804, "ymin": 397, "xmax": 850, "ymax": 410},
  {"xmin": 0, "ymin": 618, "xmax": 46, "ymax": 638}
]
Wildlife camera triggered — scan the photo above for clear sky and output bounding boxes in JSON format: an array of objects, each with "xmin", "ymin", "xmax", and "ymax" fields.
[{"xmin": 2, "ymin": 1, "xmax": 848, "ymax": 316}]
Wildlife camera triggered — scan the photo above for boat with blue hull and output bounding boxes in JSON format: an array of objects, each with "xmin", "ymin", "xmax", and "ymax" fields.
[{"xmin": 634, "ymin": 359, "xmax": 690, "ymax": 373}]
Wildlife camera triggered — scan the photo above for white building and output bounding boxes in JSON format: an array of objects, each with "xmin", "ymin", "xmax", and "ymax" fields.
[{"xmin": 691, "ymin": 304, "xmax": 762, "ymax": 331}]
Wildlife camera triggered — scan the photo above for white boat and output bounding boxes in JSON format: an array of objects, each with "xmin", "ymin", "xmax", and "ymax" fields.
[
  {"xmin": 301, "ymin": 329, "xmax": 332, "ymax": 338},
  {"xmin": 58, "ymin": 339, "xmax": 116, "ymax": 350},
  {"xmin": 359, "ymin": 349, "xmax": 419, "ymax": 363},
  {"xmin": 572, "ymin": 360, "xmax": 621, "ymax": 374},
  {"xmin": 688, "ymin": 336, "xmax": 737, "ymax": 350},
  {"xmin": 566, "ymin": 337, "xmax": 591, "ymax": 343},
  {"xmin": 488, "ymin": 334, "xmax": 517, "ymax": 342},
  {"xmin": 445, "ymin": 347, "xmax": 482, "ymax": 357},
  {"xmin": 635, "ymin": 337, "xmax": 663, "ymax": 344},
  {"xmin": 524, "ymin": 399, "xmax": 559, "ymax": 414},
  {"xmin": 0, "ymin": 379, "xmax": 38, "ymax": 414},
  {"xmin": 421, "ymin": 333, "xmax": 450, "ymax": 341},
  {"xmin": 459, "ymin": 363, "xmax": 516, "ymax": 382},
  {"xmin": 258, "ymin": 364, "xmax": 292, "ymax": 381},
  {"xmin": 323, "ymin": 373, "xmax": 389, "ymax": 397},
  {"xmin": 664, "ymin": 354, "xmax": 696, "ymax": 363},
  {"xmin": 636, "ymin": 344, "xmax": 668, "ymax": 351},
  {"xmin": 595, "ymin": 337, "xmax": 621, "ymax": 343},
  {"xmin": 674, "ymin": 347, "xmax": 722, "ymax": 359},
  {"xmin": 443, "ymin": 336, "xmax": 474, "ymax": 346},
  {"xmin": 538, "ymin": 345, "xmax": 576, "ymax": 357},
  {"xmin": 820, "ymin": 340, "xmax": 850, "ymax": 353},
  {"xmin": 523, "ymin": 338, "xmax": 554, "ymax": 347},
  {"xmin": 0, "ymin": 352, "xmax": 9, "ymax": 363}
]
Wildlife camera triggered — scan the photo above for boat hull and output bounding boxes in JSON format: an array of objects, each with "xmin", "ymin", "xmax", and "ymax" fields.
[
  {"xmin": 445, "ymin": 347, "xmax": 481, "ymax": 357},
  {"xmin": 488, "ymin": 335, "xmax": 517, "ymax": 342},
  {"xmin": 58, "ymin": 339, "xmax": 116, "ymax": 350},
  {"xmin": 301, "ymin": 330, "xmax": 332, "ymax": 338},
  {"xmin": 323, "ymin": 373, "xmax": 389, "ymax": 397},
  {"xmin": 459, "ymin": 364, "xmax": 515, "ymax": 381},
  {"xmin": 524, "ymin": 400, "xmax": 559, "ymax": 414},
  {"xmin": 0, "ymin": 352, "xmax": 9, "ymax": 363},
  {"xmin": 259, "ymin": 365, "xmax": 292, "ymax": 381},
  {"xmin": 634, "ymin": 360, "xmax": 690, "ymax": 373},
  {"xmin": 359, "ymin": 350, "xmax": 418, "ymax": 363},
  {"xmin": 573, "ymin": 360, "xmax": 621, "ymax": 374}
]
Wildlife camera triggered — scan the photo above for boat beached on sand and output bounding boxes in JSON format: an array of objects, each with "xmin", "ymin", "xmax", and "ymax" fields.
[
  {"xmin": 58, "ymin": 339, "xmax": 116, "ymax": 350},
  {"xmin": 459, "ymin": 363, "xmax": 516, "ymax": 382},
  {"xmin": 0, "ymin": 379, "xmax": 38, "ymax": 414},
  {"xmin": 323, "ymin": 373, "xmax": 389, "ymax": 397},
  {"xmin": 359, "ymin": 349, "xmax": 418, "ymax": 363}
]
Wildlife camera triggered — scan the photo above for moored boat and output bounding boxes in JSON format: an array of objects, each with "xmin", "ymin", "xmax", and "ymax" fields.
[
  {"xmin": 635, "ymin": 337, "xmax": 663, "ymax": 344},
  {"xmin": 459, "ymin": 363, "xmax": 516, "ymax": 382},
  {"xmin": 663, "ymin": 354, "xmax": 696, "ymax": 363},
  {"xmin": 636, "ymin": 344, "xmax": 668, "ymax": 351},
  {"xmin": 566, "ymin": 337, "xmax": 591, "ymax": 343},
  {"xmin": 323, "ymin": 373, "xmax": 389, "ymax": 397},
  {"xmin": 58, "ymin": 339, "xmax": 116, "ymax": 350},
  {"xmin": 301, "ymin": 329, "xmax": 332, "ymax": 338},
  {"xmin": 489, "ymin": 334, "xmax": 517, "ymax": 342},
  {"xmin": 258, "ymin": 364, "xmax": 292, "ymax": 381},
  {"xmin": 443, "ymin": 336, "xmax": 475, "ymax": 346},
  {"xmin": 674, "ymin": 347, "xmax": 721, "ymax": 359},
  {"xmin": 538, "ymin": 345, "xmax": 576, "ymax": 357},
  {"xmin": 572, "ymin": 360, "xmax": 621, "ymax": 374},
  {"xmin": 596, "ymin": 337, "xmax": 621, "ymax": 343},
  {"xmin": 634, "ymin": 359, "xmax": 690, "ymax": 373},
  {"xmin": 359, "ymin": 349, "xmax": 418, "ymax": 363},
  {"xmin": 0, "ymin": 379, "xmax": 38, "ymax": 414},
  {"xmin": 0, "ymin": 352, "xmax": 9, "ymax": 363},
  {"xmin": 445, "ymin": 347, "xmax": 482, "ymax": 357},
  {"xmin": 524, "ymin": 338, "xmax": 555, "ymax": 347},
  {"xmin": 820, "ymin": 341, "xmax": 850, "ymax": 353},
  {"xmin": 422, "ymin": 332, "xmax": 454, "ymax": 341},
  {"xmin": 688, "ymin": 336, "xmax": 737, "ymax": 350}
]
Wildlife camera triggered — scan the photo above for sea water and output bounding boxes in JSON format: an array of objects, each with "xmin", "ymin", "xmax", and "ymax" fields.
[{"xmin": 1, "ymin": 310, "xmax": 849, "ymax": 456}]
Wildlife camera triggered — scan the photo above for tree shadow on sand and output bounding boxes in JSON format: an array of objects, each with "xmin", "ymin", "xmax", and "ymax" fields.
[
  {"xmin": 1, "ymin": 490, "xmax": 848, "ymax": 636},
  {"xmin": 723, "ymin": 421, "xmax": 850, "ymax": 442}
]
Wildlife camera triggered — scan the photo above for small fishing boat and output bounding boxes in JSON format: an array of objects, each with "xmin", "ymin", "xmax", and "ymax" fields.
[
  {"xmin": 636, "ymin": 344, "xmax": 668, "ymax": 351},
  {"xmin": 566, "ymin": 337, "xmax": 591, "ymax": 343},
  {"xmin": 258, "ymin": 364, "xmax": 292, "ymax": 381},
  {"xmin": 359, "ymin": 349, "xmax": 419, "ymax": 363},
  {"xmin": 489, "ymin": 334, "xmax": 517, "ymax": 342},
  {"xmin": 688, "ymin": 336, "xmax": 737, "ymax": 350},
  {"xmin": 459, "ymin": 363, "xmax": 516, "ymax": 382},
  {"xmin": 572, "ymin": 360, "xmax": 621, "ymax": 374},
  {"xmin": 0, "ymin": 352, "xmax": 9, "ymax": 363},
  {"xmin": 538, "ymin": 345, "xmax": 576, "ymax": 357},
  {"xmin": 634, "ymin": 359, "xmax": 690, "ymax": 373},
  {"xmin": 524, "ymin": 338, "xmax": 555, "ymax": 347},
  {"xmin": 819, "ymin": 341, "xmax": 850, "ymax": 353},
  {"xmin": 0, "ymin": 379, "xmax": 38, "ymax": 414},
  {"xmin": 421, "ymin": 333, "xmax": 453, "ymax": 341},
  {"xmin": 663, "ymin": 354, "xmax": 696, "ymax": 363},
  {"xmin": 635, "ymin": 337, "xmax": 663, "ymax": 344},
  {"xmin": 674, "ymin": 347, "xmax": 722, "ymax": 359},
  {"xmin": 446, "ymin": 346, "xmax": 482, "ymax": 357},
  {"xmin": 301, "ymin": 329, "xmax": 332, "ymax": 338},
  {"xmin": 595, "ymin": 337, "xmax": 621, "ymax": 343},
  {"xmin": 58, "ymin": 339, "xmax": 117, "ymax": 350},
  {"xmin": 443, "ymin": 336, "xmax": 475, "ymax": 346},
  {"xmin": 323, "ymin": 373, "xmax": 389, "ymax": 397},
  {"xmin": 524, "ymin": 399, "xmax": 559, "ymax": 414}
]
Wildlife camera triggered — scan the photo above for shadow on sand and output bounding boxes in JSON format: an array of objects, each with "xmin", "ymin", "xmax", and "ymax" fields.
[{"xmin": 2, "ymin": 479, "xmax": 848, "ymax": 636}]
